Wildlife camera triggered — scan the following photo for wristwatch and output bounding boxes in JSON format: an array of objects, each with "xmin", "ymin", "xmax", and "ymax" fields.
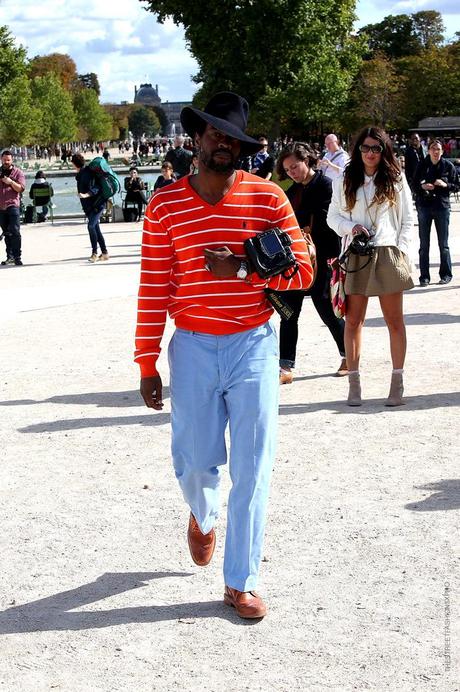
[{"xmin": 236, "ymin": 260, "xmax": 249, "ymax": 280}]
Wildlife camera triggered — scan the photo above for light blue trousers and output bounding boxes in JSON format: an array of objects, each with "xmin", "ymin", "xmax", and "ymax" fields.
[{"xmin": 168, "ymin": 322, "xmax": 279, "ymax": 592}]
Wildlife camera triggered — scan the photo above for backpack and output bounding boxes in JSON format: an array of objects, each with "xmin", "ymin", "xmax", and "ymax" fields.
[{"xmin": 87, "ymin": 156, "xmax": 121, "ymax": 203}]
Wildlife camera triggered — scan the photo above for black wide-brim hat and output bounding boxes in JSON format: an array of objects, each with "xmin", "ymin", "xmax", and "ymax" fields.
[{"xmin": 180, "ymin": 91, "xmax": 262, "ymax": 156}]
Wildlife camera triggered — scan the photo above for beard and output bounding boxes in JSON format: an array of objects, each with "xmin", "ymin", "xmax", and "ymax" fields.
[{"xmin": 200, "ymin": 148, "xmax": 237, "ymax": 174}]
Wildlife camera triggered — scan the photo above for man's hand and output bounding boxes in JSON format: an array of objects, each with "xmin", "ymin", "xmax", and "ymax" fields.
[
  {"xmin": 434, "ymin": 179, "xmax": 447, "ymax": 188},
  {"xmin": 140, "ymin": 376, "xmax": 164, "ymax": 410},
  {"xmin": 422, "ymin": 183, "xmax": 435, "ymax": 191},
  {"xmin": 79, "ymin": 192, "xmax": 91, "ymax": 199},
  {"xmin": 203, "ymin": 246, "xmax": 240, "ymax": 277}
]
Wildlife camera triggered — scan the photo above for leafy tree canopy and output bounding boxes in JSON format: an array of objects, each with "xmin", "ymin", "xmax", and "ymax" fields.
[
  {"xmin": 29, "ymin": 53, "xmax": 79, "ymax": 91},
  {"xmin": 128, "ymin": 106, "xmax": 161, "ymax": 138},
  {"xmin": 78, "ymin": 72, "xmax": 101, "ymax": 96},
  {"xmin": 31, "ymin": 73, "xmax": 77, "ymax": 144},
  {"xmin": 0, "ymin": 25, "xmax": 28, "ymax": 91},
  {"xmin": 141, "ymin": 0, "xmax": 364, "ymax": 133},
  {"xmin": 359, "ymin": 10, "xmax": 445, "ymax": 60},
  {"xmin": 73, "ymin": 88, "xmax": 113, "ymax": 141}
]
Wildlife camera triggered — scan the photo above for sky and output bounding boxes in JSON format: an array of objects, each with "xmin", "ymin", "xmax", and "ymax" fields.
[{"xmin": 0, "ymin": 0, "xmax": 459, "ymax": 105}]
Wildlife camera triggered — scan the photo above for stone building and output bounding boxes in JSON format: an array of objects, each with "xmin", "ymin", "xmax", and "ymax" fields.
[{"xmin": 134, "ymin": 83, "xmax": 191, "ymax": 136}]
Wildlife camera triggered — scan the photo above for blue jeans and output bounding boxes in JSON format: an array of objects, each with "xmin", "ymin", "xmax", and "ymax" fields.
[
  {"xmin": 168, "ymin": 323, "xmax": 279, "ymax": 591},
  {"xmin": 86, "ymin": 208, "xmax": 107, "ymax": 255},
  {"xmin": 417, "ymin": 206, "xmax": 452, "ymax": 282},
  {"xmin": 0, "ymin": 206, "xmax": 21, "ymax": 260}
]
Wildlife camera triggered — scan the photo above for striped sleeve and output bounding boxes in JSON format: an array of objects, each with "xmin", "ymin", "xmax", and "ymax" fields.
[
  {"xmin": 134, "ymin": 201, "xmax": 173, "ymax": 378},
  {"xmin": 265, "ymin": 187, "xmax": 314, "ymax": 292}
]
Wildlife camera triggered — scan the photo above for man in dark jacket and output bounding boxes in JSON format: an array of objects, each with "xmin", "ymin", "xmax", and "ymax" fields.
[
  {"xmin": 413, "ymin": 139, "xmax": 459, "ymax": 285},
  {"xmin": 404, "ymin": 133, "xmax": 424, "ymax": 193},
  {"xmin": 164, "ymin": 135, "xmax": 192, "ymax": 178},
  {"xmin": 71, "ymin": 153, "xmax": 109, "ymax": 262}
]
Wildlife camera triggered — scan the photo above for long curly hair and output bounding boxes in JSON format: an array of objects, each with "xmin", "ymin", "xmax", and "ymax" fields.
[{"xmin": 343, "ymin": 126, "xmax": 401, "ymax": 211}]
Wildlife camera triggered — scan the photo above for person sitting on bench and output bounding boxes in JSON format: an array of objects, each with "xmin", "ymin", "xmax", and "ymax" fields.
[{"xmin": 124, "ymin": 168, "xmax": 148, "ymax": 220}]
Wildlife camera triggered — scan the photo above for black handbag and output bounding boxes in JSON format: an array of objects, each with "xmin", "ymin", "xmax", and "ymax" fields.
[{"xmin": 244, "ymin": 227, "xmax": 298, "ymax": 279}]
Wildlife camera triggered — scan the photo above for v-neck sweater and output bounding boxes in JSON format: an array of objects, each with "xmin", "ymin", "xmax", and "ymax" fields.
[{"xmin": 135, "ymin": 170, "xmax": 314, "ymax": 377}]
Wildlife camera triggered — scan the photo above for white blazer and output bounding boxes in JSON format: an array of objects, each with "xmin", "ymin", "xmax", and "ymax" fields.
[{"xmin": 327, "ymin": 174, "xmax": 416, "ymax": 264}]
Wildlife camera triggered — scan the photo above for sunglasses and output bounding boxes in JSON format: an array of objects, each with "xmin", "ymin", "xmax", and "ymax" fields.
[{"xmin": 359, "ymin": 144, "xmax": 383, "ymax": 154}]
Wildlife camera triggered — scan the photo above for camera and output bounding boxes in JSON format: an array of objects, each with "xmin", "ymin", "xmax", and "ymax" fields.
[
  {"xmin": 349, "ymin": 231, "xmax": 375, "ymax": 256},
  {"xmin": 244, "ymin": 227, "xmax": 298, "ymax": 279}
]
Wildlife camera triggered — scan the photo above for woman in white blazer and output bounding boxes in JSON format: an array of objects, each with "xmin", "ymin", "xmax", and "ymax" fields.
[{"xmin": 327, "ymin": 126, "xmax": 415, "ymax": 407}]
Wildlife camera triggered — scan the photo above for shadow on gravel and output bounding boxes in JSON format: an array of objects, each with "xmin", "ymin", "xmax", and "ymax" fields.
[
  {"xmin": 365, "ymin": 312, "xmax": 460, "ymax": 327},
  {"xmin": 1, "ymin": 388, "xmax": 169, "ymax": 409},
  {"xmin": 279, "ymin": 391, "xmax": 460, "ymax": 415},
  {"xmin": 0, "ymin": 571, "xmax": 251, "ymax": 633},
  {"xmin": 405, "ymin": 479, "xmax": 460, "ymax": 511},
  {"xmin": 18, "ymin": 413, "xmax": 170, "ymax": 432}
]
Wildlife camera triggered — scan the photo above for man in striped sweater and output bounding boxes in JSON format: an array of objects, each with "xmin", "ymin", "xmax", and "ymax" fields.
[{"xmin": 135, "ymin": 92, "xmax": 314, "ymax": 619}]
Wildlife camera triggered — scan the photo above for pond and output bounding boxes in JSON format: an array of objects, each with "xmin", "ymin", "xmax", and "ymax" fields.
[{"xmin": 24, "ymin": 171, "xmax": 162, "ymax": 216}]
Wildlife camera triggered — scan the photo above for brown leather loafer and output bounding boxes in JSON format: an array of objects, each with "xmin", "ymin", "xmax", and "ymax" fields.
[
  {"xmin": 224, "ymin": 586, "xmax": 267, "ymax": 619},
  {"xmin": 187, "ymin": 513, "xmax": 216, "ymax": 566}
]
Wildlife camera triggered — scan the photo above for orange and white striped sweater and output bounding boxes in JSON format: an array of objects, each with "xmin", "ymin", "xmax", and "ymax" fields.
[{"xmin": 135, "ymin": 170, "xmax": 313, "ymax": 377}]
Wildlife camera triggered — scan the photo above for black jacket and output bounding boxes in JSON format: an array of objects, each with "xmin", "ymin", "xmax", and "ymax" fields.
[
  {"xmin": 75, "ymin": 166, "xmax": 104, "ymax": 215},
  {"xmin": 286, "ymin": 170, "xmax": 340, "ymax": 261},
  {"xmin": 413, "ymin": 156, "xmax": 459, "ymax": 209},
  {"xmin": 404, "ymin": 145, "xmax": 424, "ymax": 191}
]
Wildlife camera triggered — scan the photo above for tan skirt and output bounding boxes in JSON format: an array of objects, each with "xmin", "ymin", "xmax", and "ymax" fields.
[{"xmin": 344, "ymin": 246, "xmax": 414, "ymax": 296}]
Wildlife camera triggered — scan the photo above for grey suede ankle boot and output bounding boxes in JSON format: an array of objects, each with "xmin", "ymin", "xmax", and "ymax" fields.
[
  {"xmin": 385, "ymin": 372, "xmax": 405, "ymax": 407},
  {"xmin": 347, "ymin": 371, "xmax": 362, "ymax": 406}
]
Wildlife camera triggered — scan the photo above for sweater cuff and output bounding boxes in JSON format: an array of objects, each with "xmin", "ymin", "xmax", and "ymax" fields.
[{"xmin": 139, "ymin": 360, "xmax": 159, "ymax": 378}]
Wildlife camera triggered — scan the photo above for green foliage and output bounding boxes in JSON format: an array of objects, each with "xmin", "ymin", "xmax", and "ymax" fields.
[
  {"xmin": 0, "ymin": 75, "xmax": 37, "ymax": 145},
  {"xmin": 359, "ymin": 11, "xmax": 444, "ymax": 60},
  {"xmin": 0, "ymin": 26, "xmax": 28, "ymax": 91},
  {"xmin": 128, "ymin": 106, "xmax": 161, "ymax": 138},
  {"xmin": 78, "ymin": 72, "xmax": 101, "ymax": 96},
  {"xmin": 396, "ymin": 48, "xmax": 460, "ymax": 123},
  {"xmin": 31, "ymin": 73, "xmax": 77, "ymax": 144},
  {"xmin": 73, "ymin": 88, "xmax": 113, "ymax": 141},
  {"xmin": 142, "ymin": 0, "xmax": 364, "ymax": 133},
  {"xmin": 412, "ymin": 11, "xmax": 445, "ymax": 50},
  {"xmin": 342, "ymin": 53, "xmax": 406, "ymax": 131}
]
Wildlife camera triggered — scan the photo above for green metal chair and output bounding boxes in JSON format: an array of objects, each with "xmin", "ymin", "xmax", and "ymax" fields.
[{"xmin": 31, "ymin": 186, "xmax": 54, "ymax": 224}]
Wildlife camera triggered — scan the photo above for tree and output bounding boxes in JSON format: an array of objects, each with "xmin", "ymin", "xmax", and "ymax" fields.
[
  {"xmin": 128, "ymin": 106, "xmax": 161, "ymax": 138},
  {"xmin": 0, "ymin": 75, "xmax": 37, "ymax": 145},
  {"xmin": 359, "ymin": 14, "xmax": 420, "ymax": 59},
  {"xmin": 73, "ymin": 88, "xmax": 113, "ymax": 141},
  {"xmin": 412, "ymin": 11, "xmax": 444, "ymax": 50},
  {"xmin": 78, "ymin": 72, "xmax": 101, "ymax": 96},
  {"xmin": 29, "ymin": 53, "xmax": 79, "ymax": 91},
  {"xmin": 142, "ymin": 0, "xmax": 364, "ymax": 133},
  {"xmin": 396, "ymin": 48, "xmax": 460, "ymax": 124},
  {"xmin": 31, "ymin": 73, "xmax": 77, "ymax": 144},
  {"xmin": 0, "ymin": 25, "xmax": 28, "ymax": 91},
  {"xmin": 342, "ymin": 53, "xmax": 406, "ymax": 131},
  {"xmin": 359, "ymin": 11, "xmax": 445, "ymax": 60}
]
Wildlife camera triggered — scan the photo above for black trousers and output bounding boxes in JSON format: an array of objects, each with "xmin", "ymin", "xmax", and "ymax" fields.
[
  {"xmin": 0, "ymin": 206, "xmax": 21, "ymax": 260},
  {"xmin": 278, "ymin": 266, "xmax": 345, "ymax": 368}
]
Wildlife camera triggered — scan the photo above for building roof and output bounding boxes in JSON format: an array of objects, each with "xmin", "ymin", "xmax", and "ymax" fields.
[
  {"xmin": 413, "ymin": 116, "xmax": 460, "ymax": 132},
  {"xmin": 135, "ymin": 84, "xmax": 161, "ymax": 106}
]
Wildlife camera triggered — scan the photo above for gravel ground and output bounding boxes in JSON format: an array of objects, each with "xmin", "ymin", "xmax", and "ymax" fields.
[{"xmin": 0, "ymin": 209, "xmax": 459, "ymax": 692}]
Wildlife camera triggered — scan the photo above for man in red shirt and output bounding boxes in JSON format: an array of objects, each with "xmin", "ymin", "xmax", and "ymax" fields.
[
  {"xmin": 0, "ymin": 150, "xmax": 26, "ymax": 266},
  {"xmin": 136, "ymin": 93, "xmax": 313, "ymax": 618}
]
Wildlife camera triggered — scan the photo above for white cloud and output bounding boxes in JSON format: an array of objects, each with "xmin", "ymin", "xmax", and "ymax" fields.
[{"xmin": 0, "ymin": 0, "xmax": 199, "ymax": 102}]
